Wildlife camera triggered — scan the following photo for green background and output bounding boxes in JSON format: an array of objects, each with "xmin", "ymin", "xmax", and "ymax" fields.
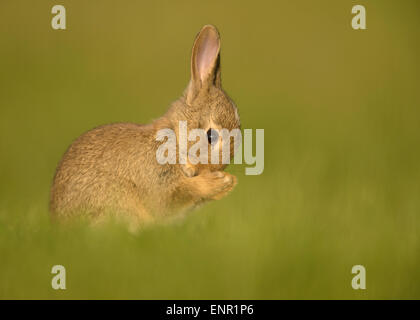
[{"xmin": 1, "ymin": 0, "xmax": 419, "ymax": 299}]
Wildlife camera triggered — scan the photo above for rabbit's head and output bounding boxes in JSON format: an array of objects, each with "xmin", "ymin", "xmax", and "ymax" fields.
[{"xmin": 164, "ymin": 25, "xmax": 240, "ymax": 174}]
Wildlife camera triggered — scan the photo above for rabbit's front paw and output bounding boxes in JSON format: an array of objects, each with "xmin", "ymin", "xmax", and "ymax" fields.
[
  {"xmin": 199, "ymin": 171, "xmax": 237, "ymax": 200},
  {"xmin": 181, "ymin": 163, "xmax": 198, "ymax": 177}
]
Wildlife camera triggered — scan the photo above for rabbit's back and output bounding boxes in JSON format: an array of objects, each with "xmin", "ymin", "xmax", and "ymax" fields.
[{"xmin": 50, "ymin": 122, "xmax": 171, "ymax": 222}]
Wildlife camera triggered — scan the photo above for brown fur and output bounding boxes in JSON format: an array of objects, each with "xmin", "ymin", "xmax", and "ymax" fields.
[{"xmin": 50, "ymin": 25, "xmax": 240, "ymax": 229}]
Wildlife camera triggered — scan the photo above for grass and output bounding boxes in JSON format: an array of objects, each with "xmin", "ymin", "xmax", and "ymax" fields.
[{"xmin": 0, "ymin": 0, "xmax": 419, "ymax": 299}]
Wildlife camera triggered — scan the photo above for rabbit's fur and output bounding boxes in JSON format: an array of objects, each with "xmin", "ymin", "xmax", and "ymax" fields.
[{"xmin": 50, "ymin": 25, "xmax": 240, "ymax": 229}]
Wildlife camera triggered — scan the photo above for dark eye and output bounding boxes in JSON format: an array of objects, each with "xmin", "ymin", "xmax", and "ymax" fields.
[{"xmin": 207, "ymin": 128, "xmax": 219, "ymax": 145}]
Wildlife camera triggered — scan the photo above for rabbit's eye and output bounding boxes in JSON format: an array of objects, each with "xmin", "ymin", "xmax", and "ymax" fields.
[{"xmin": 207, "ymin": 128, "xmax": 219, "ymax": 145}]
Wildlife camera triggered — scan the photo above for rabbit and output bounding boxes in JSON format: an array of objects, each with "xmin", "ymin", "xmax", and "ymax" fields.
[{"xmin": 50, "ymin": 25, "xmax": 241, "ymax": 229}]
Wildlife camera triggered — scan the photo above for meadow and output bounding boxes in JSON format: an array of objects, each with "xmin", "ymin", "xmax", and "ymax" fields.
[{"xmin": 0, "ymin": 0, "xmax": 419, "ymax": 299}]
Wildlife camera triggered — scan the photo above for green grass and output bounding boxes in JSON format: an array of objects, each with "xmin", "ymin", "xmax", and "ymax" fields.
[{"xmin": 0, "ymin": 0, "xmax": 419, "ymax": 299}]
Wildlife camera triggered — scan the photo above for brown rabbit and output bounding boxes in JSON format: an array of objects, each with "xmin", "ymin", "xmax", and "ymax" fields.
[{"xmin": 50, "ymin": 25, "xmax": 240, "ymax": 229}]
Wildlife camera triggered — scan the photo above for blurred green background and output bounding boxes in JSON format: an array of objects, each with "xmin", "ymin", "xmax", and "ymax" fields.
[{"xmin": 1, "ymin": 0, "xmax": 419, "ymax": 299}]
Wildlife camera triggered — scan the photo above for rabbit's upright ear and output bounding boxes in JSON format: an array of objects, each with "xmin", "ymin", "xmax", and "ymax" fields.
[{"xmin": 186, "ymin": 25, "xmax": 221, "ymax": 104}]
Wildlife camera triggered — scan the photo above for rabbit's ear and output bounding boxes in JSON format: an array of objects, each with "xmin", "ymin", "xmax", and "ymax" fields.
[{"xmin": 186, "ymin": 25, "xmax": 221, "ymax": 104}]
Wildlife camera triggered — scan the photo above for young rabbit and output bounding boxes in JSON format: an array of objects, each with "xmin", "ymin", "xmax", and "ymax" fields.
[{"xmin": 50, "ymin": 25, "xmax": 240, "ymax": 228}]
